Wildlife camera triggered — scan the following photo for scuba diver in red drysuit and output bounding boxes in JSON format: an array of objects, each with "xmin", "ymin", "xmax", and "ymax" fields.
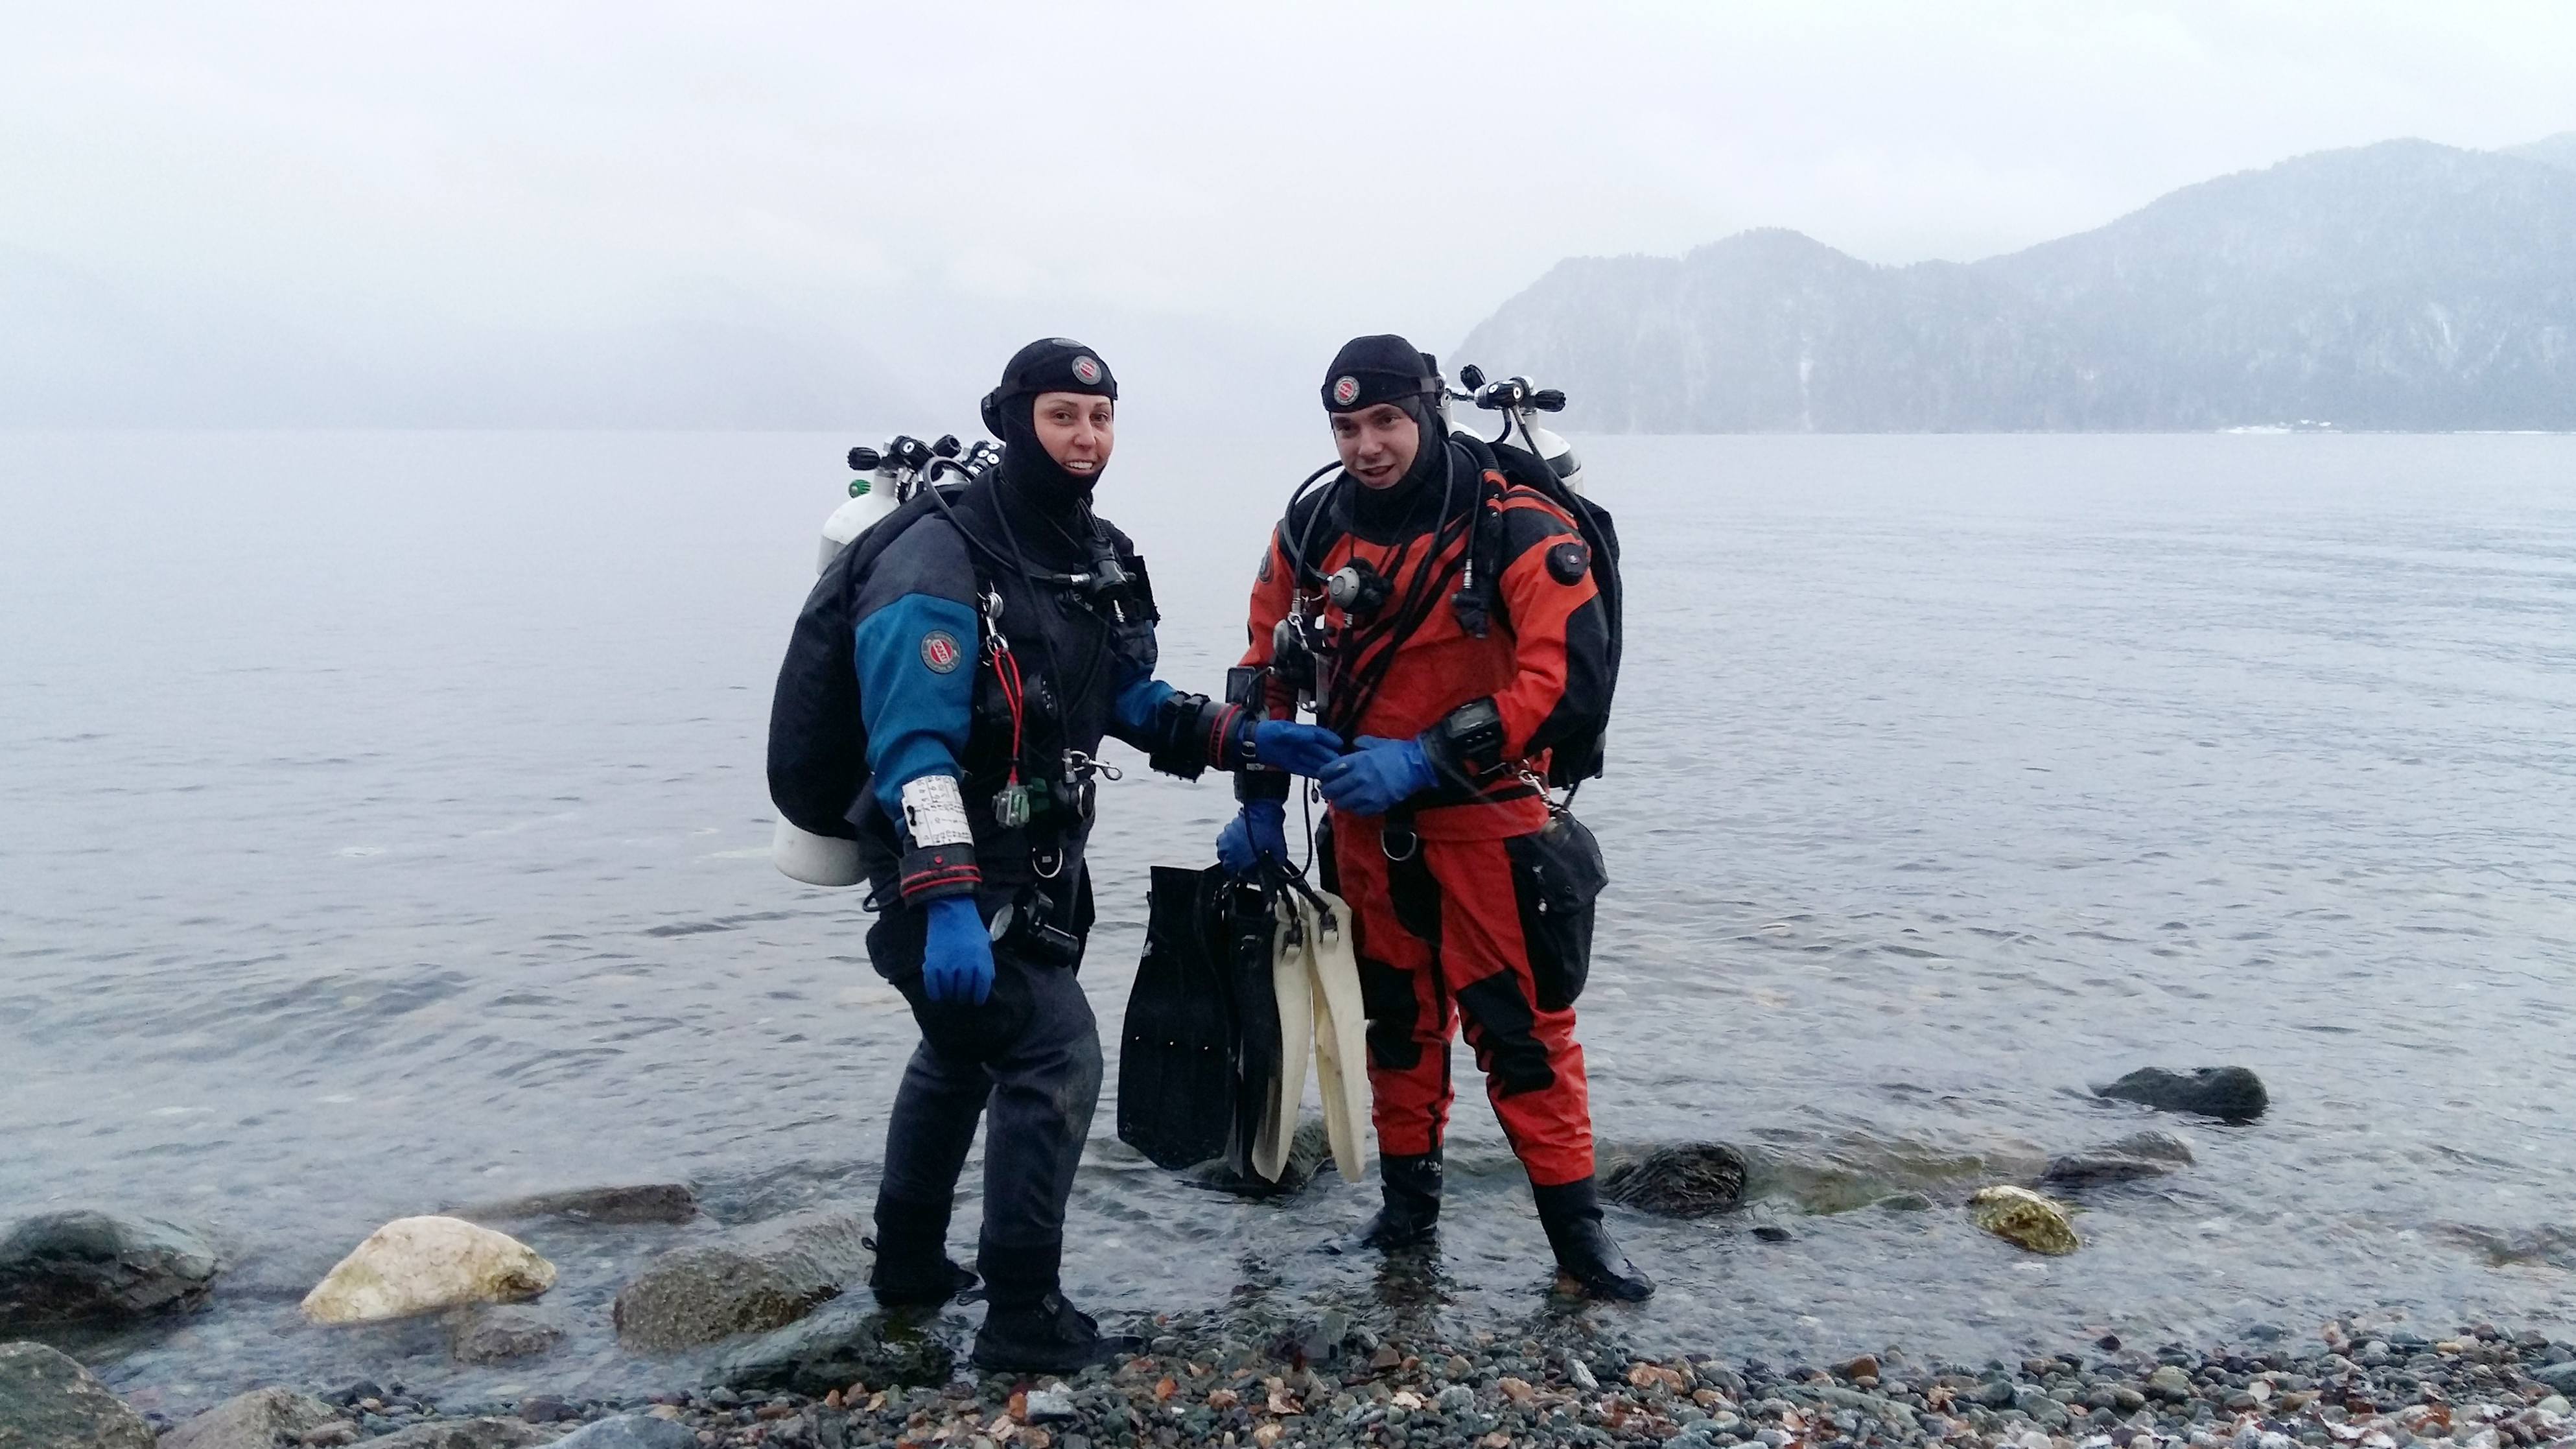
[{"xmin": 1217, "ymin": 333, "xmax": 1651, "ymax": 1300}]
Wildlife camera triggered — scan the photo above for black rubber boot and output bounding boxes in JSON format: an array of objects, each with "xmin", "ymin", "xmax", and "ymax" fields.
[
  {"xmin": 867, "ymin": 1195, "xmax": 979, "ymax": 1308},
  {"xmin": 1531, "ymin": 1175, "xmax": 1654, "ymax": 1301},
  {"xmin": 1327, "ymin": 1150, "xmax": 1443, "ymax": 1255},
  {"xmin": 970, "ymin": 1240, "xmax": 1142, "ymax": 1373}
]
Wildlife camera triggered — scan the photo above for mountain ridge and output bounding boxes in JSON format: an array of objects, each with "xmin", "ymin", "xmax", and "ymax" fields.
[{"xmin": 1458, "ymin": 138, "xmax": 2576, "ymax": 432}]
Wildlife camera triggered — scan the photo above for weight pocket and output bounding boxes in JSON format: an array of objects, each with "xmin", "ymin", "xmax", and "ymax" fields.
[{"xmin": 1504, "ymin": 811, "xmax": 1607, "ymax": 1011}]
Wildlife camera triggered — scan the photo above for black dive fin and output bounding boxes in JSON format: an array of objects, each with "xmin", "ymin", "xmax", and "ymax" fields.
[
  {"xmin": 1116, "ymin": 866, "xmax": 1235, "ymax": 1170},
  {"xmin": 1220, "ymin": 867, "xmax": 1283, "ymax": 1181}
]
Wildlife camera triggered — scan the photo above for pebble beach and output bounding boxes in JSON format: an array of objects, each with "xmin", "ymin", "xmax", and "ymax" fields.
[{"xmin": 97, "ymin": 1310, "xmax": 2576, "ymax": 1449}]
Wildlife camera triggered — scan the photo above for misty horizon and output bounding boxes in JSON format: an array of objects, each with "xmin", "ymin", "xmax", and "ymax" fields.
[{"xmin": 5, "ymin": 5, "xmax": 2573, "ymax": 431}]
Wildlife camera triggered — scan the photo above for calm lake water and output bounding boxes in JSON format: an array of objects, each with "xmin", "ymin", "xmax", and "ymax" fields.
[{"xmin": 3, "ymin": 429, "xmax": 2572, "ymax": 1413}]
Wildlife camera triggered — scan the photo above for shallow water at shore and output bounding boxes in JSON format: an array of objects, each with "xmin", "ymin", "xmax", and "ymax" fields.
[{"xmin": 3, "ymin": 430, "xmax": 2573, "ymax": 1413}]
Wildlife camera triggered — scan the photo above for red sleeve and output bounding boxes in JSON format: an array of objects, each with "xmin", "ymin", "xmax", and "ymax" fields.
[{"xmin": 1486, "ymin": 497, "xmax": 1610, "ymax": 760}]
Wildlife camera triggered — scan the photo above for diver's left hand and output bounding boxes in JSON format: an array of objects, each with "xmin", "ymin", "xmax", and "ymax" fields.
[
  {"xmin": 1317, "ymin": 735, "xmax": 1436, "ymax": 816},
  {"xmin": 1216, "ymin": 799, "xmax": 1289, "ymax": 873},
  {"xmin": 920, "ymin": 895, "xmax": 994, "ymax": 1005}
]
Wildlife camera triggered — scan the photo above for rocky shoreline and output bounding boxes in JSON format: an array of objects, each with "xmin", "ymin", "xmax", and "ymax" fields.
[
  {"xmin": 16, "ymin": 1066, "xmax": 2575, "ymax": 1448},
  {"xmin": 13, "ymin": 1308, "xmax": 2575, "ymax": 1449}
]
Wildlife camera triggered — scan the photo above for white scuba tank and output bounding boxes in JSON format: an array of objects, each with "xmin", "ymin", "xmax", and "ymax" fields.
[
  {"xmin": 1517, "ymin": 419, "xmax": 1586, "ymax": 497},
  {"xmin": 774, "ymin": 456, "xmax": 909, "ymax": 888},
  {"xmin": 816, "ymin": 465, "xmax": 905, "ymax": 572}
]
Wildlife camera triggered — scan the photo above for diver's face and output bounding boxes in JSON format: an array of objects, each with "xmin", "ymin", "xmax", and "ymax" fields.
[
  {"xmin": 1032, "ymin": 391, "xmax": 1115, "ymax": 477},
  {"xmin": 1330, "ymin": 403, "xmax": 1418, "ymax": 488}
]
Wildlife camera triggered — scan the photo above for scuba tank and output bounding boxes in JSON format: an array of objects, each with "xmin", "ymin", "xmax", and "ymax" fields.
[
  {"xmin": 817, "ymin": 445, "xmax": 906, "ymax": 572},
  {"xmin": 1453, "ymin": 366, "xmax": 1585, "ymax": 495},
  {"xmin": 771, "ymin": 434, "xmax": 990, "ymax": 887}
]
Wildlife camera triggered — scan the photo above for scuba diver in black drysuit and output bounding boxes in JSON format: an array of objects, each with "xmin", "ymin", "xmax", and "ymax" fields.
[{"xmin": 835, "ymin": 339, "xmax": 1341, "ymax": 1371}]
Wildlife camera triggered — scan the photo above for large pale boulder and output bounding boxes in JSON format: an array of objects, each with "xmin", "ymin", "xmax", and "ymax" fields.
[
  {"xmin": 1969, "ymin": 1185, "xmax": 2079, "ymax": 1255},
  {"xmin": 0, "ymin": 1210, "xmax": 220, "ymax": 1326},
  {"xmin": 160, "ymin": 1387, "xmax": 338, "ymax": 1449},
  {"xmin": 300, "ymin": 1217, "xmax": 555, "ymax": 1324},
  {"xmin": 611, "ymin": 1211, "xmax": 869, "ymax": 1351},
  {"xmin": 0, "ymin": 1340, "xmax": 156, "ymax": 1449}
]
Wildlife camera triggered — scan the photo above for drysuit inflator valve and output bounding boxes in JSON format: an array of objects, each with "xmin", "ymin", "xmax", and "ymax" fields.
[{"xmin": 1324, "ymin": 558, "xmax": 1391, "ymax": 618}]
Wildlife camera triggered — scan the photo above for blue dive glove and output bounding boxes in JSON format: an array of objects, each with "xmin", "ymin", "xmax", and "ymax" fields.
[
  {"xmin": 1248, "ymin": 720, "xmax": 1344, "ymax": 775},
  {"xmin": 1216, "ymin": 799, "xmax": 1289, "ymax": 873},
  {"xmin": 921, "ymin": 895, "xmax": 994, "ymax": 1005},
  {"xmin": 1317, "ymin": 735, "xmax": 1436, "ymax": 817}
]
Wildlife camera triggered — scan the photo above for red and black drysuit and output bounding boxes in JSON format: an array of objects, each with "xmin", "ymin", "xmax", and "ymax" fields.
[{"xmin": 1237, "ymin": 439, "xmax": 1613, "ymax": 1188}]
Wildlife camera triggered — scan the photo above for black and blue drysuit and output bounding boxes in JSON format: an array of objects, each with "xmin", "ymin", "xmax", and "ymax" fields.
[{"xmin": 844, "ymin": 419, "xmax": 1338, "ymax": 1333}]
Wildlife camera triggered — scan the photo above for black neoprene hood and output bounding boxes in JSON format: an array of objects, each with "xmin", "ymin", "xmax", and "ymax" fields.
[
  {"xmin": 1321, "ymin": 333, "xmax": 1438, "ymax": 413},
  {"xmin": 985, "ymin": 338, "xmax": 1120, "ymax": 510},
  {"xmin": 981, "ymin": 337, "xmax": 1118, "ymax": 436}
]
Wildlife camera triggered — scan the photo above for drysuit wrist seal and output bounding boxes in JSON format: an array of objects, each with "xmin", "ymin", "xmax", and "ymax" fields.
[
  {"xmin": 1420, "ymin": 697, "xmax": 1508, "ymax": 788},
  {"xmin": 898, "ymin": 845, "xmax": 982, "ymax": 906},
  {"xmin": 1143, "ymin": 692, "xmax": 1236, "ymax": 781}
]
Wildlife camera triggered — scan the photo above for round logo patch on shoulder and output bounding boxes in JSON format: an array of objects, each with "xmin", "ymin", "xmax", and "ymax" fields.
[
  {"xmin": 1070, "ymin": 355, "xmax": 1103, "ymax": 385},
  {"xmin": 1331, "ymin": 375, "xmax": 1361, "ymax": 407},
  {"xmin": 1545, "ymin": 539, "xmax": 1592, "ymax": 585},
  {"xmin": 919, "ymin": 629, "xmax": 965, "ymax": 674}
]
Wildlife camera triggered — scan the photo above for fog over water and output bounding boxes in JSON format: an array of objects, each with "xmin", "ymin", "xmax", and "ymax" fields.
[
  {"xmin": 5, "ymin": 3, "xmax": 2575, "ymax": 427},
  {"xmin": 3, "ymin": 430, "xmax": 2571, "ymax": 1412}
]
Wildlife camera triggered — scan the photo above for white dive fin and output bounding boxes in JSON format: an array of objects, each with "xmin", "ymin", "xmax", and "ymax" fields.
[
  {"xmin": 1304, "ymin": 889, "xmax": 1372, "ymax": 1182},
  {"xmin": 1256, "ymin": 893, "xmax": 1315, "ymax": 1182},
  {"xmin": 770, "ymin": 817, "xmax": 864, "ymax": 888}
]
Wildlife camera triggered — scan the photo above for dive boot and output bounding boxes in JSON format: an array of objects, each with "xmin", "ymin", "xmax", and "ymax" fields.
[
  {"xmin": 972, "ymin": 1290, "xmax": 1145, "ymax": 1374},
  {"xmin": 970, "ymin": 1240, "xmax": 1142, "ymax": 1374},
  {"xmin": 867, "ymin": 1195, "xmax": 979, "ymax": 1308},
  {"xmin": 1326, "ymin": 1150, "xmax": 1442, "ymax": 1254},
  {"xmin": 1531, "ymin": 1175, "xmax": 1654, "ymax": 1301}
]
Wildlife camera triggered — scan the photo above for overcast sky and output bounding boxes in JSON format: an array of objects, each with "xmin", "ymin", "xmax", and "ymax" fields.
[{"xmin": 5, "ymin": 1, "xmax": 2572, "ymax": 425}]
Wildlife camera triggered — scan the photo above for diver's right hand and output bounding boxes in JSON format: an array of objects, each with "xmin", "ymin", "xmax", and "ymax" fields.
[
  {"xmin": 1215, "ymin": 799, "xmax": 1288, "ymax": 873},
  {"xmin": 921, "ymin": 895, "xmax": 994, "ymax": 1005},
  {"xmin": 1248, "ymin": 720, "xmax": 1344, "ymax": 776}
]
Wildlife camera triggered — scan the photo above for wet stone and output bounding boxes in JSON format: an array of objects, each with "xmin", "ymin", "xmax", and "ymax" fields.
[
  {"xmin": 365, "ymin": 1418, "xmax": 555, "ymax": 1449},
  {"xmin": 449, "ymin": 1305, "xmax": 565, "ymax": 1365},
  {"xmin": 718, "ymin": 1297, "xmax": 955, "ymax": 1395},
  {"xmin": 2094, "ymin": 1066, "xmax": 2269, "ymax": 1120},
  {"xmin": 0, "ymin": 1210, "xmax": 222, "ymax": 1326},
  {"xmin": 0, "ymin": 1341, "xmax": 156, "ymax": 1448},
  {"xmin": 451, "ymin": 1184, "xmax": 699, "ymax": 1227},
  {"xmin": 1969, "ymin": 1185, "xmax": 2079, "ymax": 1255},
  {"xmin": 160, "ymin": 1386, "xmax": 338, "ymax": 1449},
  {"xmin": 611, "ymin": 1210, "xmax": 868, "ymax": 1351},
  {"xmin": 548, "ymin": 1415, "xmax": 700, "ymax": 1448},
  {"xmin": 1601, "ymin": 1143, "xmax": 1750, "ymax": 1217}
]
